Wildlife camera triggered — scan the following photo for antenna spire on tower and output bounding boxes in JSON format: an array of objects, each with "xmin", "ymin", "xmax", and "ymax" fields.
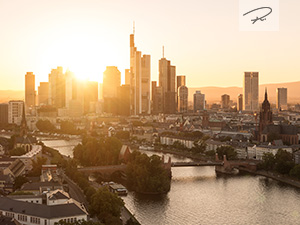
[
  {"xmin": 133, "ymin": 21, "xmax": 135, "ymax": 35},
  {"xmin": 162, "ymin": 46, "xmax": 164, "ymax": 58}
]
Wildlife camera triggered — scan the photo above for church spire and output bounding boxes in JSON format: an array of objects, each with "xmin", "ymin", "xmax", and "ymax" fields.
[
  {"xmin": 265, "ymin": 87, "xmax": 268, "ymax": 100},
  {"xmin": 20, "ymin": 102, "xmax": 27, "ymax": 136}
]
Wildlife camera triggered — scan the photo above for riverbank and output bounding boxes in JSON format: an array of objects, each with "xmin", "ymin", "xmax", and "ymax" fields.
[{"xmin": 239, "ymin": 168, "xmax": 300, "ymax": 189}]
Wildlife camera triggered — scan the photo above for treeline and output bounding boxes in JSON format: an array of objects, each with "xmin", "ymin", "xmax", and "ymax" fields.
[
  {"xmin": 65, "ymin": 160, "xmax": 124, "ymax": 225},
  {"xmin": 73, "ymin": 137, "xmax": 122, "ymax": 166},
  {"xmin": 259, "ymin": 149, "xmax": 298, "ymax": 176},
  {"xmin": 36, "ymin": 119, "xmax": 83, "ymax": 135},
  {"xmin": 126, "ymin": 151, "xmax": 171, "ymax": 194}
]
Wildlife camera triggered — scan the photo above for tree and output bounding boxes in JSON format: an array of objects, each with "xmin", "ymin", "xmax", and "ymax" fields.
[
  {"xmin": 9, "ymin": 147, "xmax": 26, "ymax": 156},
  {"xmin": 28, "ymin": 157, "xmax": 47, "ymax": 176},
  {"xmin": 275, "ymin": 149, "xmax": 295, "ymax": 174},
  {"xmin": 216, "ymin": 146, "xmax": 237, "ymax": 160},
  {"xmin": 115, "ymin": 131, "xmax": 130, "ymax": 140},
  {"xmin": 55, "ymin": 220, "xmax": 103, "ymax": 225},
  {"xmin": 192, "ymin": 135, "xmax": 209, "ymax": 154},
  {"xmin": 126, "ymin": 151, "xmax": 171, "ymax": 194},
  {"xmin": 261, "ymin": 153, "xmax": 276, "ymax": 171},
  {"xmin": 36, "ymin": 120, "xmax": 56, "ymax": 132},
  {"xmin": 290, "ymin": 165, "xmax": 300, "ymax": 179},
  {"xmin": 89, "ymin": 187, "xmax": 124, "ymax": 225},
  {"xmin": 13, "ymin": 176, "xmax": 28, "ymax": 190}
]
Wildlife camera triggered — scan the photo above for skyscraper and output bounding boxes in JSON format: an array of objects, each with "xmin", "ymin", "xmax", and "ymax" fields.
[
  {"xmin": 237, "ymin": 94, "xmax": 243, "ymax": 111},
  {"xmin": 117, "ymin": 84, "xmax": 131, "ymax": 116},
  {"xmin": 276, "ymin": 88, "xmax": 288, "ymax": 110},
  {"xmin": 159, "ymin": 57, "xmax": 176, "ymax": 114},
  {"xmin": 38, "ymin": 82, "xmax": 49, "ymax": 106},
  {"xmin": 193, "ymin": 91, "xmax": 205, "ymax": 112},
  {"xmin": 176, "ymin": 75, "xmax": 186, "ymax": 90},
  {"xmin": 152, "ymin": 81, "xmax": 164, "ymax": 114},
  {"xmin": 125, "ymin": 69, "xmax": 130, "ymax": 85},
  {"xmin": 48, "ymin": 67, "xmax": 66, "ymax": 108},
  {"xmin": 25, "ymin": 72, "xmax": 36, "ymax": 109},
  {"xmin": 129, "ymin": 30, "xmax": 151, "ymax": 115},
  {"xmin": 178, "ymin": 86, "xmax": 188, "ymax": 113},
  {"xmin": 103, "ymin": 66, "xmax": 121, "ymax": 114},
  {"xmin": 84, "ymin": 81, "xmax": 98, "ymax": 114},
  {"xmin": 221, "ymin": 94, "xmax": 230, "ymax": 109},
  {"xmin": 243, "ymin": 72, "xmax": 259, "ymax": 111}
]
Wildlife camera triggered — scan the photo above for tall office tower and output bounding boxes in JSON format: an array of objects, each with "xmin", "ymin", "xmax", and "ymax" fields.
[
  {"xmin": 221, "ymin": 94, "xmax": 230, "ymax": 109},
  {"xmin": 84, "ymin": 81, "xmax": 98, "ymax": 114},
  {"xmin": 125, "ymin": 69, "xmax": 130, "ymax": 85},
  {"xmin": 25, "ymin": 72, "xmax": 36, "ymax": 108},
  {"xmin": 48, "ymin": 67, "xmax": 66, "ymax": 108},
  {"xmin": 177, "ymin": 75, "xmax": 186, "ymax": 90},
  {"xmin": 152, "ymin": 81, "xmax": 163, "ymax": 114},
  {"xmin": 38, "ymin": 82, "xmax": 49, "ymax": 106},
  {"xmin": 159, "ymin": 57, "xmax": 176, "ymax": 114},
  {"xmin": 65, "ymin": 70, "xmax": 84, "ymax": 117},
  {"xmin": 178, "ymin": 86, "xmax": 188, "ymax": 113},
  {"xmin": 8, "ymin": 100, "xmax": 24, "ymax": 125},
  {"xmin": 243, "ymin": 72, "xmax": 259, "ymax": 111},
  {"xmin": 117, "ymin": 85, "xmax": 131, "ymax": 116},
  {"xmin": 129, "ymin": 30, "xmax": 151, "ymax": 115},
  {"xmin": 237, "ymin": 94, "xmax": 243, "ymax": 111},
  {"xmin": 176, "ymin": 75, "xmax": 186, "ymax": 107},
  {"xmin": 193, "ymin": 91, "xmax": 205, "ymax": 112},
  {"xmin": 276, "ymin": 88, "xmax": 288, "ymax": 110},
  {"xmin": 0, "ymin": 104, "xmax": 8, "ymax": 125},
  {"xmin": 103, "ymin": 66, "xmax": 121, "ymax": 114}
]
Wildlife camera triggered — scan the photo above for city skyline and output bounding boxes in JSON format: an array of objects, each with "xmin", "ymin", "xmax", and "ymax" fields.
[{"xmin": 1, "ymin": 0, "xmax": 300, "ymax": 90}]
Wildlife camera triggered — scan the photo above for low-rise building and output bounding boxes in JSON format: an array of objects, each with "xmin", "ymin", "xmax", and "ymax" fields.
[{"xmin": 0, "ymin": 196, "xmax": 88, "ymax": 225}]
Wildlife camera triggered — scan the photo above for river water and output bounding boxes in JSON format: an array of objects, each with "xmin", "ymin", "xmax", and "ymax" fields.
[{"xmin": 42, "ymin": 141, "xmax": 300, "ymax": 225}]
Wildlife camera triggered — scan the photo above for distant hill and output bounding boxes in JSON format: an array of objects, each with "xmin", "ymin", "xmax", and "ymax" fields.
[
  {"xmin": 0, "ymin": 90, "xmax": 24, "ymax": 103},
  {"xmin": 189, "ymin": 81, "xmax": 300, "ymax": 104}
]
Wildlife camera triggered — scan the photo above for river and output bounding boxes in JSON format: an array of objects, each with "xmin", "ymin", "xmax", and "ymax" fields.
[
  {"xmin": 122, "ymin": 150, "xmax": 300, "ymax": 225},
  {"xmin": 42, "ymin": 141, "xmax": 300, "ymax": 225}
]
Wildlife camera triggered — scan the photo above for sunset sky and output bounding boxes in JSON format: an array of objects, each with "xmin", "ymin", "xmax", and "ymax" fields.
[{"xmin": 0, "ymin": 0, "xmax": 300, "ymax": 90}]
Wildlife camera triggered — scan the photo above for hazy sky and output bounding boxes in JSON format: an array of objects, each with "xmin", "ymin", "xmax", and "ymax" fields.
[{"xmin": 0, "ymin": 0, "xmax": 300, "ymax": 90}]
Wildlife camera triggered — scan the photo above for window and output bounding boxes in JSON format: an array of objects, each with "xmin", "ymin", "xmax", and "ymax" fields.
[
  {"xmin": 44, "ymin": 219, "xmax": 47, "ymax": 225},
  {"xmin": 5, "ymin": 212, "xmax": 14, "ymax": 218},
  {"xmin": 30, "ymin": 217, "xmax": 40, "ymax": 224}
]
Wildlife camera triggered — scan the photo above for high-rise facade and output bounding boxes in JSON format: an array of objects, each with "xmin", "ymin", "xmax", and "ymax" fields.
[
  {"xmin": 48, "ymin": 67, "xmax": 66, "ymax": 108},
  {"xmin": 117, "ymin": 84, "xmax": 131, "ymax": 116},
  {"xmin": 8, "ymin": 100, "xmax": 24, "ymax": 125},
  {"xmin": 221, "ymin": 94, "xmax": 230, "ymax": 109},
  {"xmin": 152, "ymin": 81, "xmax": 164, "ymax": 114},
  {"xmin": 129, "ymin": 32, "xmax": 151, "ymax": 115},
  {"xmin": 125, "ymin": 69, "xmax": 130, "ymax": 85},
  {"xmin": 84, "ymin": 81, "xmax": 98, "ymax": 114},
  {"xmin": 38, "ymin": 82, "xmax": 49, "ymax": 106},
  {"xmin": 193, "ymin": 91, "xmax": 205, "ymax": 112},
  {"xmin": 237, "ymin": 94, "xmax": 243, "ymax": 111},
  {"xmin": 103, "ymin": 66, "xmax": 121, "ymax": 114},
  {"xmin": 178, "ymin": 86, "xmax": 188, "ymax": 113},
  {"xmin": 159, "ymin": 57, "xmax": 176, "ymax": 114},
  {"xmin": 25, "ymin": 72, "xmax": 36, "ymax": 108},
  {"xmin": 243, "ymin": 72, "xmax": 259, "ymax": 111},
  {"xmin": 276, "ymin": 88, "xmax": 288, "ymax": 110},
  {"xmin": 0, "ymin": 104, "xmax": 8, "ymax": 125},
  {"xmin": 177, "ymin": 75, "xmax": 186, "ymax": 90}
]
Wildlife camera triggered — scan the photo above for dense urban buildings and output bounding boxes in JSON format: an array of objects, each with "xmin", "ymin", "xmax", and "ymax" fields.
[
  {"xmin": 25, "ymin": 72, "xmax": 36, "ymax": 109},
  {"xmin": 193, "ymin": 91, "xmax": 205, "ymax": 112},
  {"xmin": 178, "ymin": 85, "xmax": 188, "ymax": 113},
  {"xmin": 38, "ymin": 82, "xmax": 49, "ymax": 106},
  {"xmin": 276, "ymin": 87, "xmax": 288, "ymax": 110},
  {"xmin": 243, "ymin": 72, "xmax": 259, "ymax": 111}
]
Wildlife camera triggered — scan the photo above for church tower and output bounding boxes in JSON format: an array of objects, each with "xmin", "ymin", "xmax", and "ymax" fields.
[
  {"xmin": 259, "ymin": 88, "xmax": 272, "ymax": 140},
  {"xmin": 20, "ymin": 103, "xmax": 28, "ymax": 137}
]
